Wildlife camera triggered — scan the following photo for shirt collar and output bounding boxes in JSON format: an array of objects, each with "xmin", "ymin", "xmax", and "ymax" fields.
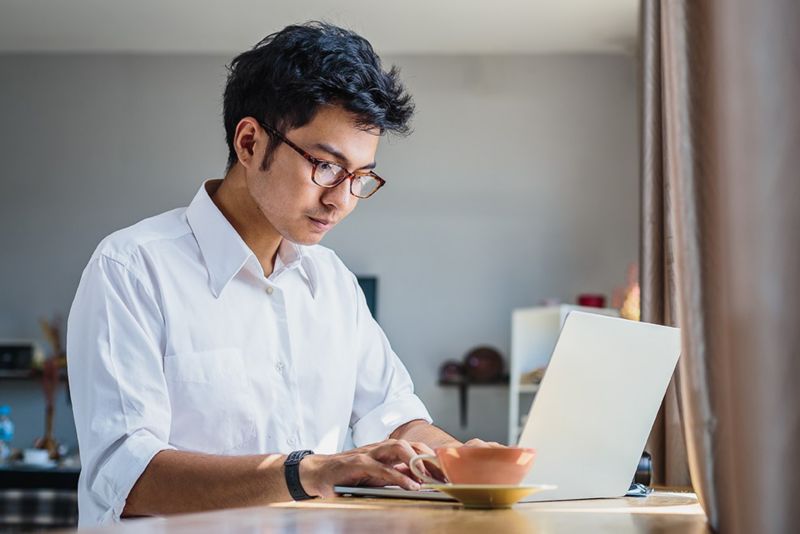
[
  {"xmin": 185, "ymin": 179, "xmax": 318, "ymax": 299},
  {"xmin": 273, "ymin": 238, "xmax": 319, "ymax": 297}
]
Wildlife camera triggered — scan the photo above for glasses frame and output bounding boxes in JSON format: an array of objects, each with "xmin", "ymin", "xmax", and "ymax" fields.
[{"xmin": 257, "ymin": 121, "xmax": 386, "ymax": 199}]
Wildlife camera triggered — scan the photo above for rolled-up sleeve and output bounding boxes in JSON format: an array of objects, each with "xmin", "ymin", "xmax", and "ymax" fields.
[
  {"xmin": 67, "ymin": 254, "xmax": 175, "ymax": 526},
  {"xmin": 349, "ymin": 275, "xmax": 432, "ymax": 446}
]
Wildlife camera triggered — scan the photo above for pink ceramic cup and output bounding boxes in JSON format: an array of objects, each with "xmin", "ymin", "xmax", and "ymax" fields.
[{"xmin": 409, "ymin": 446, "xmax": 536, "ymax": 485}]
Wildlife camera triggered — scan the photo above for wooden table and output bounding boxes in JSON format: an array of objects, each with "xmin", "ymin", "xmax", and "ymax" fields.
[{"xmin": 78, "ymin": 491, "xmax": 709, "ymax": 533}]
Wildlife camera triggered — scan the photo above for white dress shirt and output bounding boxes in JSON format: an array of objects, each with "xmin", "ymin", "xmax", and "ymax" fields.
[{"xmin": 67, "ymin": 179, "xmax": 431, "ymax": 526}]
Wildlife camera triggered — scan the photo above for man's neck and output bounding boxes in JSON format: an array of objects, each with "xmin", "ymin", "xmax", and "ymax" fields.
[{"xmin": 209, "ymin": 167, "xmax": 282, "ymax": 277}]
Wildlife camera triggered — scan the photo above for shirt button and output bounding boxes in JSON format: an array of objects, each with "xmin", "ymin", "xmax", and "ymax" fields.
[
  {"xmin": 275, "ymin": 362, "xmax": 284, "ymax": 373},
  {"xmin": 287, "ymin": 436, "xmax": 297, "ymax": 446},
  {"xmin": 265, "ymin": 286, "xmax": 274, "ymax": 295}
]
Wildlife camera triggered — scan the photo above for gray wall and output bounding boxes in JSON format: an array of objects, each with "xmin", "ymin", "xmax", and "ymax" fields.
[{"xmin": 0, "ymin": 53, "xmax": 638, "ymax": 450}]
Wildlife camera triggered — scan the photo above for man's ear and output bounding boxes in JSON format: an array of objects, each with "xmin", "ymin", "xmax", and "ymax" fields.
[{"xmin": 233, "ymin": 117, "xmax": 262, "ymax": 169}]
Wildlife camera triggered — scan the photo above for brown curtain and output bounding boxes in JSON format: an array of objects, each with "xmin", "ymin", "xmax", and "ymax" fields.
[
  {"xmin": 640, "ymin": 0, "xmax": 800, "ymax": 532},
  {"xmin": 709, "ymin": 1, "xmax": 800, "ymax": 532},
  {"xmin": 640, "ymin": 0, "xmax": 692, "ymax": 490}
]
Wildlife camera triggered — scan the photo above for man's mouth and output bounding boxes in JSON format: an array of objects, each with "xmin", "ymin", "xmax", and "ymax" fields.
[{"xmin": 308, "ymin": 216, "xmax": 334, "ymax": 230}]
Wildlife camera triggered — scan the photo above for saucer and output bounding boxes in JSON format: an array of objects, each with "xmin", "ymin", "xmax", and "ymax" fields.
[{"xmin": 422, "ymin": 483, "xmax": 556, "ymax": 509}]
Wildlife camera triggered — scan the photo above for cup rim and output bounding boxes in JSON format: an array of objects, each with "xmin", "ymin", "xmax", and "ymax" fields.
[{"xmin": 433, "ymin": 446, "xmax": 536, "ymax": 454}]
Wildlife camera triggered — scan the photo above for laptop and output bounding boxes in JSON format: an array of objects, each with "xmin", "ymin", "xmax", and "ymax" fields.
[{"xmin": 336, "ymin": 311, "xmax": 681, "ymax": 502}]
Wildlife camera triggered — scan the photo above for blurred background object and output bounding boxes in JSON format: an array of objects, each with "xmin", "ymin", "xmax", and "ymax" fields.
[
  {"xmin": 35, "ymin": 315, "xmax": 68, "ymax": 460},
  {"xmin": 462, "ymin": 346, "xmax": 505, "ymax": 384},
  {"xmin": 576, "ymin": 294, "xmax": 606, "ymax": 308}
]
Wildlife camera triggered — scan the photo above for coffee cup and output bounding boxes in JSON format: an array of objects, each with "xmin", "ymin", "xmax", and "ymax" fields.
[{"xmin": 409, "ymin": 446, "xmax": 536, "ymax": 485}]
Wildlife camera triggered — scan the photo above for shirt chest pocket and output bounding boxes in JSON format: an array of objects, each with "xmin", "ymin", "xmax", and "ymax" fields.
[{"xmin": 163, "ymin": 348, "xmax": 256, "ymax": 454}]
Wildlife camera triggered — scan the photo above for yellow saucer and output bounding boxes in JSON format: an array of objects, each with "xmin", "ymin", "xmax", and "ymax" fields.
[{"xmin": 423, "ymin": 484, "xmax": 556, "ymax": 509}]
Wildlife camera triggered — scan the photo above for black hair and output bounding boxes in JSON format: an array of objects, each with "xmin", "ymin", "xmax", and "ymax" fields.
[{"xmin": 223, "ymin": 21, "xmax": 414, "ymax": 171}]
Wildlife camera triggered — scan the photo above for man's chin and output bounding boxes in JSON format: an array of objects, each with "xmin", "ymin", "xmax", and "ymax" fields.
[{"xmin": 288, "ymin": 231, "xmax": 326, "ymax": 246}]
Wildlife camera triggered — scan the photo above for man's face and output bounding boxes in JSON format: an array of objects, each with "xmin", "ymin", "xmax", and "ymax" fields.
[{"xmin": 245, "ymin": 106, "xmax": 381, "ymax": 245}]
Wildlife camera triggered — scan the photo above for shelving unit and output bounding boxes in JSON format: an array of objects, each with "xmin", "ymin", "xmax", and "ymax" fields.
[
  {"xmin": 0, "ymin": 370, "xmax": 36, "ymax": 379},
  {"xmin": 507, "ymin": 304, "xmax": 619, "ymax": 444},
  {"xmin": 0, "ymin": 370, "xmax": 68, "ymax": 382},
  {"xmin": 439, "ymin": 375, "xmax": 509, "ymax": 427}
]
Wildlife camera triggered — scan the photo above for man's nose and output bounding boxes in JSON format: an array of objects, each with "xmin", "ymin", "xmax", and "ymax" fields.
[{"xmin": 322, "ymin": 176, "xmax": 354, "ymax": 210}]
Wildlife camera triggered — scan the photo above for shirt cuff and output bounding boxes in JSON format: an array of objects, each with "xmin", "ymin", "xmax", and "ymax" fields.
[
  {"xmin": 351, "ymin": 394, "xmax": 433, "ymax": 446},
  {"xmin": 90, "ymin": 429, "xmax": 176, "ymax": 523}
]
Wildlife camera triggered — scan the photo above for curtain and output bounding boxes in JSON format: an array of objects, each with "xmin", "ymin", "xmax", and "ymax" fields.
[
  {"xmin": 640, "ymin": 0, "xmax": 692, "ymax": 489},
  {"xmin": 640, "ymin": 0, "xmax": 800, "ymax": 532},
  {"xmin": 709, "ymin": 1, "xmax": 800, "ymax": 532}
]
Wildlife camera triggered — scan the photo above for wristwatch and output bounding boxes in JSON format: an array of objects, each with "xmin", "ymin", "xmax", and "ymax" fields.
[{"xmin": 284, "ymin": 450, "xmax": 316, "ymax": 500}]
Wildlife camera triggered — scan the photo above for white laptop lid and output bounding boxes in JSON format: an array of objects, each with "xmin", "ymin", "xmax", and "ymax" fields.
[{"xmin": 518, "ymin": 311, "xmax": 680, "ymax": 501}]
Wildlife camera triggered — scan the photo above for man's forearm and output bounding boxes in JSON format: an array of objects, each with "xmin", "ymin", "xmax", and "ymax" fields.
[
  {"xmin": 123, "ymin": 423, "xmax": 466, "ymax": 517},
  {"xmin": 123, "ymin": 438, "xmax": 425, "ymax": 517},
  {"xmin": 390, "ymin": 420, "xmax": 462, "ymax": 448},
  {"xmin": 123, "ymin": 449, "xmax": 291, "ymax": 517}
]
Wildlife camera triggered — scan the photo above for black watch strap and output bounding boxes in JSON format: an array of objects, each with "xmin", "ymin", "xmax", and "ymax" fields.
[{"xmin": 284, "ymin": 450, "xmax": 315, "ymax": 501}]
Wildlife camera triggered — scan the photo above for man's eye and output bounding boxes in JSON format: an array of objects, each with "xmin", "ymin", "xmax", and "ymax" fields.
[{"xmin": 319, "ymin": 162, "xmax": 346, "ymax": 179}]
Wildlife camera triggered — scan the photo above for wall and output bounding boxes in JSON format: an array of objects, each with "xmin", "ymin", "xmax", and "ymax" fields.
[{"xmin": 0, "ymin": 53, "xmax": 638, "ymax": 450}]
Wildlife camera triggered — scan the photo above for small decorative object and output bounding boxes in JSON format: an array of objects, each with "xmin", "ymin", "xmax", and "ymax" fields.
[
  {"xmin": 462, "ymin": 346, "xmax": 504, "ymax": 383},
  {"xmin": 438, "ymin": 360, "xmax": 464, "ymax": 384},
  {"xmin": 36, "ymin": 314, "xmax": 68, "ymax": 460},
  {"xmin": 612, "ymin": 263, "xmax": 641, "ymax": 321},
  {"xmin": 22, "ymin": 448, "xmax": 54, "ymax": 467},
  {"xmin": 576, "ymin": 293, "xmax": 606, "ymax": 308},
  {"xmin": 0, "ymin": 341, "xmax": 44, "ymax": 376},
  {"xmin": 520, "ymin": 367, "xmax": 547, "ymax": 385}
]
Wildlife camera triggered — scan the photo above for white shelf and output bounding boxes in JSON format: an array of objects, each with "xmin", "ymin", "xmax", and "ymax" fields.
[{"xmin": 518, "ymin": 383, "xmax": 540, "ymax": 394}]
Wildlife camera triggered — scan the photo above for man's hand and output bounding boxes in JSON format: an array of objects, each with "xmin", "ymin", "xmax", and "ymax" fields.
[
  {"xmin": 299, "ymin": 436, "xmax": 508, "ymax": 498},
  {"xmin": 299, "ymin": 439, "xmax": 436, "ymax": 498}
]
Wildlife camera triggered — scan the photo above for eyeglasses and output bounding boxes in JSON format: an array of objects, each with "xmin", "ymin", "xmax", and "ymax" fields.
[{"xmin": 258, "ymin": 121, "xmax": 386, "ymax": 199}]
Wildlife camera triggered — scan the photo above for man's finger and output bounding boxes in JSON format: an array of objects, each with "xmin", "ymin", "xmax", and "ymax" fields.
[
  {"xmin": 370, "ymin": 439, "xmax": 418, "ymax": 466},
  {"xmin": 463, "ymin": 438, "xmax": 506, "ymax": 448},
  {"xmin": 409, "ymin": 441, "xmax": 436, "ymax": 456},
  {"xmin": 365, "ymin": 457, "xmax": 421, "ymax": 490}
]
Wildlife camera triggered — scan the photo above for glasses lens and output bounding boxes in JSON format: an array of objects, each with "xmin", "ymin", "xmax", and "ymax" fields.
[
  {"xmin": 352, "ymin": 175, "xmax": 381, "ymax": 198},
  {"xmin": 314, "ymin": 162, "xmax": 345, "ymax": 186}
]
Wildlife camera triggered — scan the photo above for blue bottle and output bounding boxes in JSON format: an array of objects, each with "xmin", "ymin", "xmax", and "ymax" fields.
[{"xmin": 0, "ymin": 405, "xmax": 14, "ymax": 464}]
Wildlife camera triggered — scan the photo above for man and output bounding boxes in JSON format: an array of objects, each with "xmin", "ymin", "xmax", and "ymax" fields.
[{"xmin": 67, "ymin": 22, "xmax": 495, "ymax": 526}]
